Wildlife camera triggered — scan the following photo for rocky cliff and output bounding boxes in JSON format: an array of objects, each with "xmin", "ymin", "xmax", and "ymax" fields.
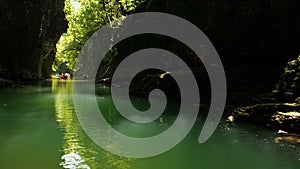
[
  {"xmin": 100, "ymin": 0, "xmax": 300, "ymax": 104},
  {"xmin": 137, "ymin": 0, "xmax": 300, "ymax": 65},
  {"xmin": 0, "ymin": 0, "xmax": 67, "ymax": 82}
]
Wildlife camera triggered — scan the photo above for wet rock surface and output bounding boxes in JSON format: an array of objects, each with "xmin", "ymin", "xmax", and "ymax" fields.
[{"xmin": 229, "ymin": 56, "xmax": 300, "ymax": 134}]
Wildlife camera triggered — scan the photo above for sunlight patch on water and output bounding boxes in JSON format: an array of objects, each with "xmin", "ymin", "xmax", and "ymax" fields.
[{"xmin": 61, "ymin": 152, "xmax": 90, "ymax": 169}]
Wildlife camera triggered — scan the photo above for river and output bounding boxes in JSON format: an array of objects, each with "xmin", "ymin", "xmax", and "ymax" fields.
[{"xmin": 0, "ymin": 80, "xmax": 299, "ymax": 169}]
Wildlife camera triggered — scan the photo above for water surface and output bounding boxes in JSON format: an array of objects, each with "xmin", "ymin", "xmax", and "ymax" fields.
[{"xmin": 0, "ymin": 80, "xmax": 299, "ymax": 169}]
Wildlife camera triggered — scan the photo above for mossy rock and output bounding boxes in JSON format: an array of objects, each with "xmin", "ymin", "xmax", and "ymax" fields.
[
  {"xmin": 228, "ymin": 103, "xmax": 300, "ymax": 133},
  {"xmin": 271, "ymin": 111, "xmax": 300, "ymax": 133},
  {"xmin": 273, "ymin": 56, "xmax": 300, "ymax": 102}
]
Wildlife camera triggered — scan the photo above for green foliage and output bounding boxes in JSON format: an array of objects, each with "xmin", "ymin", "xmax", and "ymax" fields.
[{"xmin": 54, "ymin": 0, "xmax": 145, "ymax": 72}]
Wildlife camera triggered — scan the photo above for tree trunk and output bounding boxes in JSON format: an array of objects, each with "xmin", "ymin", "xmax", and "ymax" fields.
[{"xmin": 37, "ymin": 48, "xmax": 54, "ymax": 79}]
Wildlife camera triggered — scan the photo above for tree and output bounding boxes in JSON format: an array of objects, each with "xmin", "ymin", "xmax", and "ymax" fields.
[{"xmin": 54, "ymin": 0, "xmax": 145, "ymax": 73}]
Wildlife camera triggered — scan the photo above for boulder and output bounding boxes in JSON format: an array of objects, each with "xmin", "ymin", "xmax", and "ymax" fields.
[
  {"xmin": 0, "ymin": 78, "xmax": 14, "ymax": 88},
  {"xmin": 228, "ymin": 56, "xmax": 300, "ymax": 133}
]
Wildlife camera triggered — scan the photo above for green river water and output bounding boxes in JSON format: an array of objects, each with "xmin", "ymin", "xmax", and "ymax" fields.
[{"xmin": 0, "ymin": 80, "xmax": 300, "ymax": 169}]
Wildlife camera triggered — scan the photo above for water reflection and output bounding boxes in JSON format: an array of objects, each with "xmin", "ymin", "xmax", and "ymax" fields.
[
  {"xmin": 51, "ymin": 79, "xmax": 300, "ymax": 169},
  {"xmin": 52, "ymin": 79, "xmax": 131, "ymax": 169}
]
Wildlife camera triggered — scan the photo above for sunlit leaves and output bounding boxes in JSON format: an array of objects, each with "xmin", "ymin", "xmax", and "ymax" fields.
[
  {"xmin": 54, "ymin": 0, "xmax": 145, "ymax": 73},
  {"xmin": 120, "ymin": 0, "xmax": 146, "ymax": 12}
]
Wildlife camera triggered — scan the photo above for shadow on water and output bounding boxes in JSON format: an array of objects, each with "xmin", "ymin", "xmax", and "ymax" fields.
[{"xmin": 0, "ymin": 84, "xmax": 62, "ymax": 169}]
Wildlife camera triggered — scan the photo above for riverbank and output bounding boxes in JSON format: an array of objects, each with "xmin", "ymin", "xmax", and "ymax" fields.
[
  {"xmin": 0, "ymin": 78, "xmax": 14, "ymax": 88},
  {"xmin": 227, "ymin": 56, "xmax": 300, "ymax": 135}
]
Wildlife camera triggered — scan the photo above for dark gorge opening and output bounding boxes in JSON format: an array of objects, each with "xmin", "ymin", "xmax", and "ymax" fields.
[
  {"xmin": 1, "ymin": 0, "xmax": 300, "ymax": 98},
  {"xmin": 0, "ymin": 0, "xmax": 67, "ymax": 81},
  {"xmin": 1, "ymin": 1, "xmax": 300, "ymax": 168}
]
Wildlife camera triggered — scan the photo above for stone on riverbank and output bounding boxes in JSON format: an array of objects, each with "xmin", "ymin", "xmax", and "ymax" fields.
[
  {"xmin": 0, "ymin": 78, "xmax": 14, "ymax": 88},
  {"xmin": 228, "ymin": 56, "xmax": 300, "ymax": 134}
]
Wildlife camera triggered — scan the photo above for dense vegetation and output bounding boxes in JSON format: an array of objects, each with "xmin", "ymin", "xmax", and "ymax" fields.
[{"xmin": 54, "ymin": 0, "xmax": 145, "ymax": 74}]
